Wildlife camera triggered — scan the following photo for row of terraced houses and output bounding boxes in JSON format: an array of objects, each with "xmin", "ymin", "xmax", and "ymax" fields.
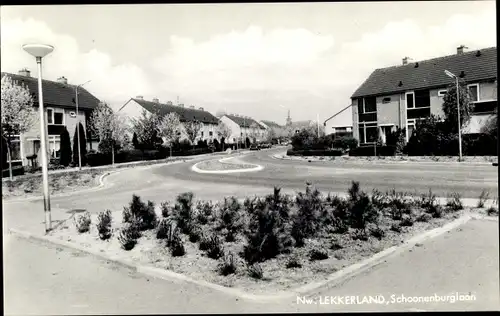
[{"xmin": 2, "ymin": 45, "xmax": 497, "ymax": 167}]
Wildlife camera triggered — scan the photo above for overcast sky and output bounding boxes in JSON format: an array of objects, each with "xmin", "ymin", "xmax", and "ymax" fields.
[{"xmin": 1, "ymin": 2, "xmax": 496, "ymax": 126}]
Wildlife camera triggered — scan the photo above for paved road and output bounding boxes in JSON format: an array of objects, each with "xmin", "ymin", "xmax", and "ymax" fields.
[{"xmin": 4, "ymin": 219, "xmax": 498, "ymax": 314}]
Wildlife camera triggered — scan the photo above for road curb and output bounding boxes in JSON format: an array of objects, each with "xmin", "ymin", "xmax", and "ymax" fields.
[
  {"xmin": 8, "ymin": 214, "xmax": 473, "ymax": 303},
  {"xmin": 191, "ymin": 156, "xmax": 264, "ymax": 174}
]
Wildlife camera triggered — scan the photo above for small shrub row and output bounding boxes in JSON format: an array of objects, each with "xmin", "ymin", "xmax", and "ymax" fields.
[
  {"xmin": 286, "ymin": 149, "xmax": 343, "ymax": 157},
  {"xmin": 348, "ymin": 145, "xmax": 397, "ymax": 157}
]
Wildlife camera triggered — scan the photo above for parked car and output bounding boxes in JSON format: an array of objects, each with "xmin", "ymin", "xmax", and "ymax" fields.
[
  {"xmin": 249, "ymin": 143, "xmax": 261, "ymax": 151},
  {"xmin": 260, "ymin": 143, "xmax": 272, "ymax": 149}
]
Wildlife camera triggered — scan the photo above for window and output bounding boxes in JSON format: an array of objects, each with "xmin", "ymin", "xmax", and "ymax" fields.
[
  {"xmin": 47, "ymin": 109, "xmax": 54, "ymax": 124},
  {"xmin": 468, "ymin": 84, "xmax": 479, "ymax": 102},
  {"xmin": 363, "ymin": 97, "xmax": 377, "ymax": 113},
  {"xmin": 382, "ymin": 97, "xmax": 391, "ymax": 104},
  {"xmin": 209, "ymin": 131, "xmax": 213, "ymax": 137},
  {"xmin": 6, "ymin": 135, "xmax": 22, "ymax": 162},
  {"xmin": 438, "ymin": 90, "xmax": 447, "ymax": 97},
  {"xmin": 200, "ymin": 131, "xmax": 204, "ymax": 138},
  {"xmin": 358, "ymin": 123, "xmax": 378, "ymax": 144},
  {"xmin": 414, "ymin": 90, "xmax": 430, "ymax": 108},
  {"xmin": 405, "ymin": 92, "xmax": 415, "ymax": 109},
  {"xmin": 48, "ymin": 136, "xmax": 61, "ymax": 158},
  {"xmin": 406, "ymin": 119, "xmax": 416, "ymax": 141},
  {"xmin": 46, "ymin": 108, "xmax": 65, "ymax": 125}
]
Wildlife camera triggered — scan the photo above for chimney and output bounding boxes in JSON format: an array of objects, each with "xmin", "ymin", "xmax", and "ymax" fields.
[
  {"xmin": 402, "ymin": 57, "xmax": 410, "ymax": 65},
  {"xmin": 57, "ymin": 76, "xmax": 68, "ymax": 84},
  {"xmin": 152, "ymin": 98, "xmax": 159, "ymax": 103},
  {"xmin": 136, "ymin": 95, "xmax": 143, "ymax": 100},
  {"xmin": 457, "ymin": 45, "xmax": 468, "ymax": 55},
  {"xmin": 199, "ymin": 107, "xmax": 204, "ymax": 111},
  {"xmin": 18, "ymin": 68, "xmax": 31, "ymax": 77}
]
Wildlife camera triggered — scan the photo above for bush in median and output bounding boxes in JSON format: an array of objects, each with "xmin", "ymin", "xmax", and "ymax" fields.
[
  {"xmin": 287, "ymin": 149, "xmax": 343, "ymax": 156},
  {"xmin": 349, "ymin": 145, "xmax": 397, "ymax": 156}
]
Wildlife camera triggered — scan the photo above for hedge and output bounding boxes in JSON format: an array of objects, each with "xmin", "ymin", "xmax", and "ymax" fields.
[
  {"xmin": 287, "ymin": 149, "xmax": 343, "ymax": 156},
  {"xmin": 2, "ymin": 165, "xmax": 25, "ymax": 178},
  {"xmin": 349, "ymin": 145, "xmax": 397, "ymax": 157}
]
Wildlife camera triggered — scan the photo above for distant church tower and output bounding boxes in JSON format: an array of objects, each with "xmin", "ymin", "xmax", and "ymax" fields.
[{"xmin": 285, "ymin": 109, "xmax": 292, "ymax": 127}]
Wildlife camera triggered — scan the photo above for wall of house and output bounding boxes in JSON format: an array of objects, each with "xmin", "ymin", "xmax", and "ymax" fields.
[
  {"xmin": 429, "ymin": 88, "xmax": 446, "ymax": 117},
  {"xmin": 351, "ymin": 99, "xmax": 360, "ymax": 141},
  {"xmin": 478, "ymin": 81, "xmax": 497, "ymax": 100},
  {"xmin": 20, "ymin": 107, "xmax": 89, "ymax": 166},
  {"xmin": 376, "ymin": 94, "xmax": 401, "ymax": 127},
  {"xmin": 219, "ymin": 116, "xmax": 241, "ymax": 144}
]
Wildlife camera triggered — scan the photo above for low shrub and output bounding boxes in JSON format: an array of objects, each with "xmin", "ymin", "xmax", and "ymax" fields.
[
  {"xmin": 247, "ymin": 263, "xmax": 264, "ymax": 279},
  {"xmin": 74, "ymin": 212, "xmax": 92, "ymax": 233},
  {"xmin": 118, "ymin": 223, "xmax": 140, "ymax": 250},
  {"xmin": 287, "ymin": 149, "xmax": 343, "ymax": 157},
  {"xmin": 217, "ymin": 253, "xmax": 237, "ymax": 276},
  {"xmin": 156, "ymin": 218, "xmax": 177, "ymax": 240},
  {"xmin": 416, "ymin": 212, "xmax": 433, "ymax": 222},
  {"xmin": 309, "ymin": 248, "xmax": 329, "ymax": 261},
  {"xmin": 173, "ymin": 192, "xmax": 196, "ymax": 234},
  {"xmin": 477, "ymin": 190, "xmax": 490, "ymax": 208},
  {"xmin": 188, "ymin": 225, "xmax": 202, "ymax": 243},
  {"xmin": 96, "ymin": 210, "xmax": 112, "ymax": 240},
  {"xmin": 169, "ymin": 235, "xmax": 186, "ymax": 257},
  {"xmin": 285, "ymin": 256, "xmax": 302, "ymax": 269},
  {"xmin": 400, "ymin": 215, "xmax": 414, "ymax": 227},
  {"xmin": 195, "ymin": 200, "xmax": 215, "ymax": 225},
  {"xmin": 202, "ymin": 234, "xmax": 224, "ymax": 259},
  {"xmin": 370, "ymin": 226, "xmax": 385, "ymax": 240},
  {"xmin": 216, "ymin": 197, "xmax": 244, "ymax": 242},
  {"xmin": 349, "ymin": 192, "xmax": 379, "ymax": 235},
  {"xmin": 486, "ymin": 206, "xmax": 499, "ymax": 216},
  {"xmin": 349, "ymin": 145, "xmax": 397, "ymax": 157},
  {"xmin": 124, "ymin": 195, "xmax": 158, "ymax": 230},
  {"xmin": 291, "ymin": 185, "xmax": 325, "ymax": 247},
  {"xmin": 2, "ymin": 165, "xmax": 25, "ymax": 178},
  {"xmin": 160, "ymin": 201, "xmax": 172, "ymax": 218},
  {"xmin": 243, "ymin": 187, "xmax": 293, "ymax": 263},
  {"xmin": 390, "ymin": 223, "xmax": 402, "ymax": 233},
  {"xmin": 446, "ymin": 193, "xmax": 463, "ymax": 212}
]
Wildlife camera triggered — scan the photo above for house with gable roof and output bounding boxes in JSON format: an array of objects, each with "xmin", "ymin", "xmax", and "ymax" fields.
[
  {"xmin": 1, "ymin": 69, "xmax": 101, "ymax": 167},
  {"xmin": 118, "ymin": 96, "xmax": 220, "ymax": 144},
  {"xmin": 351, "ymin": 46, "xmax": 497, "ymax": 145},
  {"xmin": 219, "ymin": 114, "xmax": 267, "ymax": 144}
]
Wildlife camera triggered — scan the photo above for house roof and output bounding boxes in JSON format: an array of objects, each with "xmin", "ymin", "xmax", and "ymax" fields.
[
  {"xmin": 224, "ymin": 114, "xmax": 266, "ymax": 129},
  {"xmin": 290, "ymin": 120, "xmax": 315, "ymax": 128},
  {"xmin": 351, "ymin": 47, "xmax": 497, "ymax": 98},
  {"xmin": 260, "ymin": 120, "xmax": 283, "ymax": 129},
  {"xmin": 1, "ymin": 72, "xmax": 100, "ymax": 110},
  {"xmin": 126, "ymin": 98, "xmax": 219, "ymax": 124}
]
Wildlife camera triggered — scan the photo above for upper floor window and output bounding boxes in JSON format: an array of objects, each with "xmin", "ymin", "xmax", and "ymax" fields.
[
  {"xmin": 47, "ymin": 108, "xmax": 64, "ymax": 125},
  {"xmin": 209, "ymin": 131, "xmax": 213, "ymax": 137},
  {"xmin": 467, "ymin": 84, "xmax": 479, "ymax": 102},
  {"xmin": 358, "ymin": 97, "xmax": 376, "ymax": 113},
  {"xmin": 382, "ymin": 97, "xmax": 391, "ymax": 104}
]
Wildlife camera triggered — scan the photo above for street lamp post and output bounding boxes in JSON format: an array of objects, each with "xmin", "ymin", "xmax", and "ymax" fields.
[
  {"xmin": 23, "ymin": 44, "xmax": 54, "ymax": 233},
  {"xmin": 444, "ymin": 70, "xmax": 463, "ymax": 161},
  {"xmin": 75, "ymin": 80, "xmax": 91, "ymax": 170}
]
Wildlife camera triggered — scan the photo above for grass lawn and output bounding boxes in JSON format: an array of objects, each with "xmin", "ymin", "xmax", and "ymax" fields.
[{"xmin": 48, "ymin": 184, "xmax": 498, "ymax": 295}]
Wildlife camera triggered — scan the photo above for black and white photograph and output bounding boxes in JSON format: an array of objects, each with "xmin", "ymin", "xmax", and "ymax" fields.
[{"xmin": 1, "ymin": 1, "xmax": 498, "ymax": 314}]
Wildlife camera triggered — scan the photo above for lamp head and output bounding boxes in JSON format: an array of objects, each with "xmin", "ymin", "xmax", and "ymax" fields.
[
  {"xmin": 444, "ymin": 70, "xmax": 455, "ymax": 79},
  {"xmin": 22, "ymin": 44, "xmax": 54, "ymax": 59}
]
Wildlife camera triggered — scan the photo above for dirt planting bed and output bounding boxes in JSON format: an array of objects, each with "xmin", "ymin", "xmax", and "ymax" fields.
[
  {"xmin": 48, "ymin": 185, "xmax": 498, "ymax": 295},
  {"xmin": 2, "ymin": 170, "xmax": 104, "ymax": 200}
]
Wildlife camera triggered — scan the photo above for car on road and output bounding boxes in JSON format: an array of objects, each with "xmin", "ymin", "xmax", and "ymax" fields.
[
  {"xmin": 260, "ymin": 143, "xmax": 272, "ymax": 149},
  {"xmin": 249, "ymin": 143, "xmax": 261, "ymax": 151}
]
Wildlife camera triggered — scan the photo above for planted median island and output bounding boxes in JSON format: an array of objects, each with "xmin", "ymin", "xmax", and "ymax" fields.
[{"xmin": 50, "ymin": 183, "xmax": 498, "ymax": 294}]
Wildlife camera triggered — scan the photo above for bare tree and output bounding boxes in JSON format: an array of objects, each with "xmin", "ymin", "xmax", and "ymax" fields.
[
  {"xmin": 217, "ymin": 121, "xmax": 232, "ymax": 151},
  {"xmin": 1, "ymin": 75, "xmax": 36, "ymax": 179},
  {"xmin": 157, "ymin": 112, "xmax": 182, "ymax": 157},
  {"xmin": 184, "ymin": 120, "xmax": 203, "ymax": 149},
  {"xmin": 90, "ymin": 102, "xmax": 129, "ymax": 165}
]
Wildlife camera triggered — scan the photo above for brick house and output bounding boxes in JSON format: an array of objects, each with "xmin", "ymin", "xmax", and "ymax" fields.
[
  {"xmin": 351, "ymin": 46, "xmax": 497, "ymax": 145},
  {"xmin": 118, "ymin": 97, "xmax": 220, "ymax": 143},
  {"xmin": 1, "ymin": 69, "xmax": 100, "ymax": 167}
]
